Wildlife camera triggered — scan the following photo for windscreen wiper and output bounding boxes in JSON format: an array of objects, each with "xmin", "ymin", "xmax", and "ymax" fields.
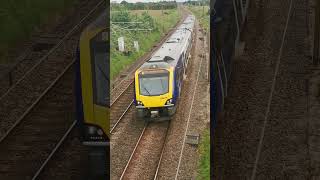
[
  {"xmin": 97, "ymin": 63, "xmax": 109, "ymax": 83},
  {"xmin": 160, "ymin": 78, "xmax": 165, "ymax": 91},
  {"xmin": 141, "ymin": 84, "xmax": 151, "ymax": 95}
]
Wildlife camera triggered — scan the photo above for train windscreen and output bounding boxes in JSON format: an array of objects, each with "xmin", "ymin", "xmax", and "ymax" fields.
[
  {"xmin": 139, "ymin": 70, "xmax": 169, "ymax": 96},
  {"xmin": 90, "ymin": 31, "xmax": 109, "ymax": 107}
]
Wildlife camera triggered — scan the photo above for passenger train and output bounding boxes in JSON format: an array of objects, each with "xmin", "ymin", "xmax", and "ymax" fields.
[
  {"xmin": 75, "ymin": 12, "xmax": 109, "ymax": 178},
  {"xmin": 134, "ymin": 15, "xmax": 195, "ymax": 121}
]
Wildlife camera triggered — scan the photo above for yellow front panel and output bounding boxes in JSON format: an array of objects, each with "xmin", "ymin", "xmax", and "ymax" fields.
[
  {"xmin": 135, "ymin": 68, "xmax": 174, "ymax": 108},
  {"xmin": 139, "ymin": 93, "xmax": 170, "ymax": 107},
  {"xmin": 94, "ymin": 105, "xmax": 109, "ymax": 136},
  {"xmin": 80, "ymin": 30, "xmax": 96, "ymax": 125}
]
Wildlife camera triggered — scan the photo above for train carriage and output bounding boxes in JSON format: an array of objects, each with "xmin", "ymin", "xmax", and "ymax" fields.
[
  {"xmin": 75, "ymin": 12, "xmax": 109, "ymax": 178},
  {"xmin": 134, "ymin": 15, "xmax": 195, "ymax": 121}
]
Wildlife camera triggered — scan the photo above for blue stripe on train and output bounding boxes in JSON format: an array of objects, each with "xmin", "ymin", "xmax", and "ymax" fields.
[{"xmin": 75, "ymin": 45, "xmax": 85, "ymax": 139}]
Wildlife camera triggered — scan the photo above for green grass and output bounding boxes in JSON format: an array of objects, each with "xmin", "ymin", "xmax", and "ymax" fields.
[
  {"xmin": 0, "ymin": 0, "xmax": 78, "ymax": 63},
  {"xmin": 110, "ymin": 9, "xmax": 181, "ymax": 80},
  {"xmin": 197, "ymin": 128, "xmax": 210, "ymax": 179},
  {"xmin": 187, "ymin": 5, "xmax": 209, "ymax": 32}
]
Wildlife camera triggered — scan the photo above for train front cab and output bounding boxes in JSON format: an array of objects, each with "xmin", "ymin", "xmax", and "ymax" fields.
[
  {"xmin": 134, "ymin": 66, "xmax": 176, "ymax": 121},
  {"xmin": 76, "ymin": 27, "xmax": 109, "ymax": 178}
]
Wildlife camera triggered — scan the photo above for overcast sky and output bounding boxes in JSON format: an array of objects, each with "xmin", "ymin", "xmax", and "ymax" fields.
[{"xmin": 111, "ymin": 0, "xmax": 188, "ymax": 3}]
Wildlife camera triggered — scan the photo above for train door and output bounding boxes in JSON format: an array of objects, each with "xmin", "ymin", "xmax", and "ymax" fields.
[
  {"xmin": 177, "ymin": 54, "xmax": 183, "ymax": 96},
  {"xmin": 183, "ymin": 52, "xmax": 187, "ymax": 80}
]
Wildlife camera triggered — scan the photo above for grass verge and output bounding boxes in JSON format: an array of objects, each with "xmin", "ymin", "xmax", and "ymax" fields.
[{"xmin": 197, "ymin": 128, "xmax": 210, "ymax": 179}]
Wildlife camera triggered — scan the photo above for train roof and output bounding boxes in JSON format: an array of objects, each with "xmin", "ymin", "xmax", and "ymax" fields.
[
  {"xmin": 178, "ymin": 15, "xmax": 195, "ymax": 30},
  {"xmin": 138, "ymin": 15, "xmax": 195, "ymax": 71}
]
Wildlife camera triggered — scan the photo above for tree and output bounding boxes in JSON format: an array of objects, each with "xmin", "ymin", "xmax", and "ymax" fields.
[{"xmin": 120, "ymin": 1, "xmax": 128, "ymax": 5}]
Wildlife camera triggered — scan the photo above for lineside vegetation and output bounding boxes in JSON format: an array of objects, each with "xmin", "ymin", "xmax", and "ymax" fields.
[
  {"xmin": 111, "ymin": 1, "xmax": 177, "ymax": 11},
  {"xmin": 0, "ymin": 0, "xmax": 78, "ymax": 63},
  {"xmin": 187, "ymin": 5, "xmax": 209, "ymax": 32},
  {"xmin": 197, "ymin": 128, "xmax": 210, "ymax": 179},
  {"xmin": 110, "ymin": 7, "xmax": 181, "ymax": 80}
]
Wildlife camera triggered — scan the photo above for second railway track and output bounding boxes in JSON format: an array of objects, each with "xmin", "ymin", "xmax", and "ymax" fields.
[
  {"xmin": 0, "ymin": 66, "xmax": 76, "ymax": 179},
  {"xmin": 0, "ymin": 0, "xmax": 106, "ymax": 139}
]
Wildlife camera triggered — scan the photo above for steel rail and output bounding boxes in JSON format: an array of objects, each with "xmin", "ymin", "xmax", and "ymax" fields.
[
  {"xmin": 111, "ymin": 81, "xmax": 134, "ymax": 106},
  {"xmin": 110, "ymin": 100, "xmax": 134, "ymax": 133},
  {"xmin": 119, "ymin": 124, "xmax": 147, "ymax": 180},
  {"xmin": 0, "ymin": 60, "xmax": 74, "ymax": 144},
  {"xmin": 153, "ymin": 124, "xmax": 171, "ymax": 180},
  {"xmin": 250, "ymin": 0, "xmax": 293, "ymax": 179},
  {"xmin": 31, "ymin": 120, "xmax": 77, "ymax": 180}
]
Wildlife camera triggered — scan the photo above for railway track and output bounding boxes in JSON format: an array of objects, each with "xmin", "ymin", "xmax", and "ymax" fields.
[
  {"xmin": 0, "ymin": 0, "xmax": 105, "ymax": 140},
  {"xmin": 120, "ymin": 122, "xmax": 170, "ymax": 180},
  {"xmin": 213, "ymin": 0, "xmax": 316, "ymax": 179},
  {"xmin": 0, "ymin": 66, "xmax": 75, "ymax": 179},
  {"xmin": 110, "ymin": 82, "xmax": 134, "ymax": 133},
  {"xmin": 250, "ymin": 0, "xmax": 314, "ymax": 179},
  {"xmin": 32, "ymin": 129, "xmax": 94, "ymax": 180}
]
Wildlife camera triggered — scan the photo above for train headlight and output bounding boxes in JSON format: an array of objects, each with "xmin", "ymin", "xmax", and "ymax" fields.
[
  {"xmin": 86, "ymin": 126, "xmax": 104, "ymax": 137},
  {"xmin": 137, "ymin": 101, "xmax": 144, "ymax": 106},
  {"xmin": 97, "ymin": 129, "xmax": 104, "ymax": 136},
  {"xmin": 87, "ymin": 126, "xmax": 98, "ymax": 135},
  {"xmin": 84, "ymin": 125, "xmax": 106, "ymax": 143},
  {"xmin": 165, "ymin": 99, "xmax": 173, "ymax": 105}
]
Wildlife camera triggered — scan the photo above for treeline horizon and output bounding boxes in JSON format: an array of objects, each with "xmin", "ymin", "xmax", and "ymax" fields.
[
  {"xmin": 111, "ymin": 1, "xmax": 177, "ymax": 10},
  {"xmin": 183, "ymin": 0, "xmax": 209, "ymax": 6}
]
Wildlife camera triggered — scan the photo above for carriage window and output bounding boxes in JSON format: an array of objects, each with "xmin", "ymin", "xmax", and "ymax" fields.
[{"xmin": 91, "ymin": 34, "xmax": 109, "ymax": 107}]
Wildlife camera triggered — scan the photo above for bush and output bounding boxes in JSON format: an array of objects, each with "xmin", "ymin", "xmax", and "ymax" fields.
[
  {"xmin": 111, "ymin": 10, "xmax": 131, "ymax": 22},
  {"xmin": 140, "ymin": 12, "xmax": 155, "ymax": 29}
]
